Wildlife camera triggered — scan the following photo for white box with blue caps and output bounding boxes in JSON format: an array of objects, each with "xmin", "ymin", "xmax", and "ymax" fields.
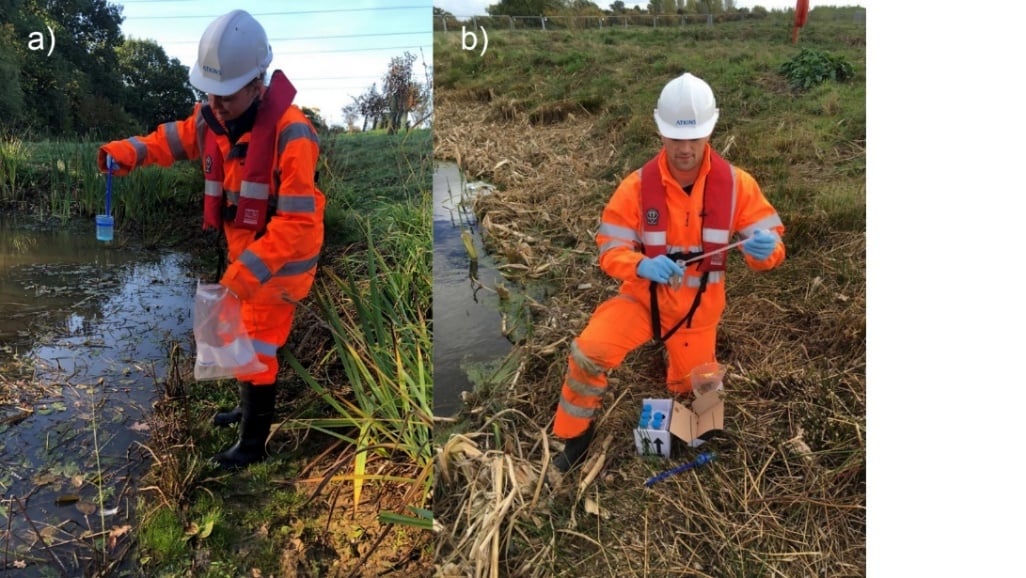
[
  {"xmin": 634, "ymin": 392, "xmax": 726, "ymax": 457},
  {"xmin": 634, "ymin": 398, "xmax": 673, "ymax": 457}
]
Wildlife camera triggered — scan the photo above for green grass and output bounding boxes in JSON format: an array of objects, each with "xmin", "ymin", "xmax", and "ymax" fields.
[
  {"xmin": 0, "ymin": 136, "xmax": 202, "ymax": 243},
  {"xmin": 318, "ymin": 129, "xmax": 432, "ymax": 246}
]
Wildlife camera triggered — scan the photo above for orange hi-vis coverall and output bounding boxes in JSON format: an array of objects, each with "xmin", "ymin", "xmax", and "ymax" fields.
[
  {"xmin": 100, "ymin": 97, "xmax": 325, "ymax": 386},
  {"xmin": 553, "ymin": 145, "xmax": 784, "ymax": 438}
]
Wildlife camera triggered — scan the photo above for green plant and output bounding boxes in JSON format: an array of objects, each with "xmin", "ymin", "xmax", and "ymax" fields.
[{"xmin": 779, "ymin": 48, "xmax": 855, "ymax": 90}]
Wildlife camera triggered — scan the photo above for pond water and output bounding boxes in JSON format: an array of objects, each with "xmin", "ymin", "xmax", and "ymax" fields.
[
  {"xmin": 432, "ymin": 163, "xmax": 513, "ymax": 417},
  {"xmin": 0, "ymin": 215, "xmax": 198, "ymax": 575}
]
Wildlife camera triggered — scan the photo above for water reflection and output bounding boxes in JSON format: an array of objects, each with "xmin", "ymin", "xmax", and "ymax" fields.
[
  {"xmin": 0, "ymin": 215, "xmax": 196, "ymax": 575},
  {"xmin": 432, "ymin": 163, "xmax": 512, "ymax": 417}
]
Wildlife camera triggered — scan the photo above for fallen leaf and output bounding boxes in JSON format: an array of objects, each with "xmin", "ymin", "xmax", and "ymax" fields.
[
  {"xmin": 584, "ymin": 497, "xmax": 610, "ymax": 520},
  {"xmin": 108, "ymin": 525, "xmax": 131, "ymax": 549},
  {"xmin": 128, "ymin": 421, "xmax": 150, "ymax": 432},
  {"xmin": 183, "ymin": 522, "xmax": 199, "ymax": 538}
]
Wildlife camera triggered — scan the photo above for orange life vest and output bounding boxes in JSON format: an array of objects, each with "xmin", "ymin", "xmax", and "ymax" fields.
[{"xmin": 201, "ymin": 70, "xmax": 297, "ymax": 232}]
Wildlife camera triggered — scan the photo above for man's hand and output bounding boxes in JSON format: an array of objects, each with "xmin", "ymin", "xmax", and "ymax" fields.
[
  {"xmin": 637, "ymin": 255, "xmax": 684, "ymax": 284},
  {"xmin": 742, "ymin": 229, "xmax": 779, "ymax": 261},
  {"xmin": 96, "ymin": 149, "xmax": 124, "ymax": 175}
]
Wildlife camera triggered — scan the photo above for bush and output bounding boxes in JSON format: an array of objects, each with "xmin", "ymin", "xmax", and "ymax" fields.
[{"xmin": 779, "ymin": 48, "xmax": 855, "ymax": 90}]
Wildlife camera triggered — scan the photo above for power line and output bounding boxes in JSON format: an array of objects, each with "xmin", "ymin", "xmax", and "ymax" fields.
[
  {"xmin": 124, "ymin": 6, "xmax": 428, "ymax": 19},
  {"xmin": 157, "ymin": 30, "xmax": 430, "ymax": 45},
  {"xmin": 276, "ymin": 45, "xmax": 428, "ymax": 55}
]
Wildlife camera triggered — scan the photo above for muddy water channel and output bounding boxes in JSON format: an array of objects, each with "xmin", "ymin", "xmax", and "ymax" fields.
[
  {"xmin": 433, "ymin": 163, "xmax": 513, "ymax": 417},
  {"xmin": 1, "ymin": 215, "xmax": 196, "ymax": 575}
]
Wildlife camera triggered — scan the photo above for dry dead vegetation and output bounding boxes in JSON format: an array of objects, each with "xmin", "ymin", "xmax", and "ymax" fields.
[{"xmin": 432, "ymin": 88, "xmax": 865, "ymax": 577}]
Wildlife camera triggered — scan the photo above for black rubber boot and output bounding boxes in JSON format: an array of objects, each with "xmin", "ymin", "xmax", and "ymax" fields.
[
  {"xmin": 553, "ymin": 423, "xmax": 595, "ymax": 473},
  {"xmin": 212, "ymin": 382, "xmax": 244, "ymax": 427},
  {"xmin": 214, "ymin": 383, "xmax": 276, "ymax": 471}
]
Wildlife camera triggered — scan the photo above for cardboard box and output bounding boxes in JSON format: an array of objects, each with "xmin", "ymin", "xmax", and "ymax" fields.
[
  {"xmin": 634, "ymin": 390, "xmax": 725, "ymax": 456},
  {"xmin": 670, "ymin": 389, "xmax": 725, "ymax": 448}
]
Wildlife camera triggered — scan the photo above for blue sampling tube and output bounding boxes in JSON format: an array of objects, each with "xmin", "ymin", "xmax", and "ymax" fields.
[
  {"xmin": 105, "ymin": 155, "xmax": 112, "ymax": 216},
  {"xmin": 643, "ymin": 452, "xmax": 717, "ymax": 488},
  {"xmin": 96, "ymin": 156, "xmax": 114, "ymax": 241}
]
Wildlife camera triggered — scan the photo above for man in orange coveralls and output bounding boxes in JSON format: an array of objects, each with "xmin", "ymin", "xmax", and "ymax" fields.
[
  {"xmin": 98, "ymin": 10, "xmax": 325, "ymax": 470},
  {"xmin": 552, "ymin": 72, "xmax": 785, "ymax": 472}
]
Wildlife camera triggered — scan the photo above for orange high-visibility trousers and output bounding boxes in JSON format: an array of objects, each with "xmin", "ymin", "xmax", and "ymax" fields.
[
  {"xmin": 233, "ymin": 301, "xmax": 297, "ymax": 386},
  {"xmin": 552, "ymin": 294, "xmax": 717, "ymax": 439}
]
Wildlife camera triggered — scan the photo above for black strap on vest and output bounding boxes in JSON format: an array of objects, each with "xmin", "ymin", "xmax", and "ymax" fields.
[{"xmin": 648, "ymin": 250, "xmax": 711, "ymax": 343}]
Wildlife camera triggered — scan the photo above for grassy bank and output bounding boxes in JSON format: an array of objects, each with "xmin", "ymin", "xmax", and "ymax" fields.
[
  {"xmin": 434, "ymin": 13, "xmax": 864, "ymax": 578},
  {"xmin": 132, "ymin": 128, "xmax": 434, "ymax": 577}
]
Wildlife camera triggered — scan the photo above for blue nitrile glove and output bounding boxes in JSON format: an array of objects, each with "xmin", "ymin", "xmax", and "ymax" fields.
[
  {"xmin": 742, "ymin": 229, "xmax": 779, "ymax": 261},
  {"xmin": 637, "ymin": 255, "xmax": 684, "ymax": 284}
]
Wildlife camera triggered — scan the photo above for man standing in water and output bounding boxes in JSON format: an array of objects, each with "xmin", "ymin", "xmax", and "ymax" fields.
[
  {"xmin": 551, "ymin": 72, "xmax": 786, "ymax": 472},
  {"xmin": 98, "ymin": 10, "xmax": 325, "ymax": 470}
]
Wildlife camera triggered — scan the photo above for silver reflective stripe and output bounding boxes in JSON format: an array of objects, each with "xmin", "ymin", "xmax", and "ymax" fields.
[
  {"xmin": 239, "ymin": 249, "xmax": 319, "ymax": 284},
  {"xmin": 739, "ymin": 214, "xmax": 784, "ymax": 238},
  {"xmin": 277, "ymin": 122, "xmax": 320, "ymax": 156},
  {"xmin": 127, "ymin": 137, "xmax": 147, "ymax": 164},
  {"xmin": 642, "ymin": 231, "xmax": 666, "ymax": 246},
  {"xmin": 277, "ymin": 254, "xmax": 319, "ymax": 277},
  {"xmin": 566, "ymin": 375, "xmax": 605, "ymax": 398},
  {"xmin": 559, "ymin": 397, "xmax": 595, "ymax": 419},
  {"xmin": 275, "ymin": 195, "xmax": 316, "ymax": 214},
  {"xmin": 204, "ymin": 180, "xmax": 222, "ymax": 197},
  {"xmin": 685, "ymin": 271, "xmax": 723, "ymax": 287},
  {"xmin": 225, "ymin": 189, "xmax": 240, "ymax": 204},
  {"xmin": 240, "ymin": 180, "xmax": 270, "ymax": 201},
  {"xmin": 703, "ymin": 227, "xmax": 730, "ymax": 244},
  {"xmin": 598, "ymin": 223, "xmax": 640, "ymax": 243},
  {"xmin": 570, "ymin": 340, "xmax": 605, "ymax": 376},
  {"xmin": 252, "ymin": 339, "xmax": 278, "ymax": 357},
  {"xmin": 163, "ymin": 122, "xmax": 187, "ymax": 160},
  {"xmin": 599, "ymin": 239, "xmax": 633, "ymax": 255},
  {"xmin": 239, "ymin": 250, "xmax": 272, "ymax": 283}
]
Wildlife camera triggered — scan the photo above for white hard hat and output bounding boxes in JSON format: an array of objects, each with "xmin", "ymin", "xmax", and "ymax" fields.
[
  {"xmin": 653, "ymin": 73, "xmax": 719, "ymax": 140},
  {"xmin": 189, "ymin": 10, "xmax": 272, "ymax": 96}
]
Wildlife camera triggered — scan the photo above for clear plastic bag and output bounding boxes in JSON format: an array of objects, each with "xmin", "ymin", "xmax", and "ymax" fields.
[{"xmin": 193, "ymin": 283, "xmax": 267, "ymax": 381}]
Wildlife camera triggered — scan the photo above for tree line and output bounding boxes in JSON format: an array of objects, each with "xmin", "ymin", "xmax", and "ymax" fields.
[{"xmin": 0, "ymin": 0, "xmax": 197, "ymax": 139}]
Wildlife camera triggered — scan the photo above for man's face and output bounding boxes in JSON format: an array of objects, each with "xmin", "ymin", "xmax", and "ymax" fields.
[
  {"xmin": 208, "ymin": 83, "xmax": 260, "ymax": 122},
  {"xmin": 660, "ymin": 135, "xmax": 709, "ymax": 174}
]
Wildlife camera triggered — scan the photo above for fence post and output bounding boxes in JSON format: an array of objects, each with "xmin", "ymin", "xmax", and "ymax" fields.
[
  {"xmin": 706, "ymin": 14, "xmax": 713, "ymax": 27},
  {"xmin": 441, "ymin": 17, "xmax": 446, "ymax": 33},
  {"xmin": 652, "ymin": 16, "xmax": 656, "ymax": 28},
  {"xmin": 509, "ymin": 15, "xmax": 513, "ymax": 30},
  {"xmin": 541, "ymin": 16, "xmax": 546, "ymax": 31},
  {"xmin": 473, "ymin": 15, "xmax": 477, "ymax": 30}
]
